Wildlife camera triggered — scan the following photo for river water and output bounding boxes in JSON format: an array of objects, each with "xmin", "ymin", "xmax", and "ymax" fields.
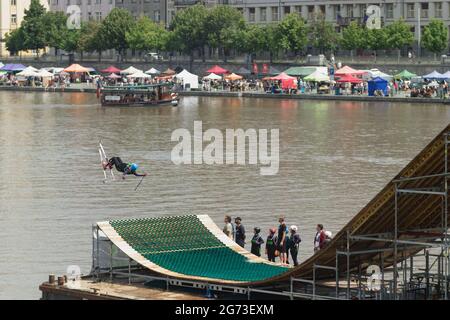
[{"xmin": 0, "ymin": 91, "xmax": 449, "ymax": 299}]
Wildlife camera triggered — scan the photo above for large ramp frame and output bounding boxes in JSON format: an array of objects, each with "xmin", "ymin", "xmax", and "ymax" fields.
[{"xmin": 92, "ymin": 125, "xmax": 450, "ymax": 300}]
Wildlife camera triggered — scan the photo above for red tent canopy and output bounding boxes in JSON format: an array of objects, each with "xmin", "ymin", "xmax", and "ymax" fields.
[
  {"xmin": 101, "ymin": 66, "xmax": 122, "ymax": 73},
  {"xmin": 336, "ymin": 74, "xmax": 363, "ymax": 83},
  {"xmin": 335, "ymin": 65, "xmax": 366, "ymax": 76},
  {"xmin": 269, "ymin": 72, "xmax": 297, "ymax": 89},
  {"xmin": 270, "ymin": 72, "xmax": 296, "ymax": 81},
  {"xmin": 206, "ymin": 65, "xmax": 228, "ymax": 75}
]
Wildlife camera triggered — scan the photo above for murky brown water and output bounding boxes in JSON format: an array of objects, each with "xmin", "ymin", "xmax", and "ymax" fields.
[{"xmin": 0, "ymin": 91, "xmax": 449, "ymax": 299}]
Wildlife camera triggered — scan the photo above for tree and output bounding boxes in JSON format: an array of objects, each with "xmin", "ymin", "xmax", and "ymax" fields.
[
  {"xmin": 366, "ymin": 28, "xmax": 388, "ymax": 62},
  {"xmin": 385, "ymin": 19, "xmax": 414, "ymax": 62},
  {"xmin": 341, "ymin": 21, "xmax": 366, "ymax": 60},
  {"xmin": 277, "ymin": 13, "xmax": 308, "ymax": 55},
  {"xmin": 205, "ymin": 5, "xmax": 246, "ymax": 61},
  {"xmin": 309, "ymin": 16, "xmax": 339, "ymax": 54},
  {"xmin": 423, "ymin": 19, "xmax": 448, "ymax": 60},
  {"xmin": 100, "ymin": 8, "xmax": 135, "ymax": 61},
  {"xmin": 261, "ymin": 24, "xmax": 281, "ymax": 63},
  {"xmin": 42, "ymin": 11, "xmax": 68, "ymax": 56},
  {"xmin": 78, "ymin": 21, "xmax": 108, "ymax": 62},
  {"xmin": 5, "ymin": 29, "xmax": 26, "ymax": 56},
  {"xmin": 21, "ymin": 0, "xmax": 47, "ymax": 56},
  {"xmin": 170, "ymin": 4, "xmax": 209, "ymax": 64},
  {"xmin": 126, "ymin": 17, "xmax": 169, "ymax": 53},
  {"xmin": 61, "ymin": 29, "xmax": 81, "ymax": 62}
]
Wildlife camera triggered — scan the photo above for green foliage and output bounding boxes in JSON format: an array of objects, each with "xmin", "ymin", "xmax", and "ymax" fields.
[
  {"xmin": 205, "ymin": 5, "xmax": 246, "ymax": 52},
  {"xmin": 100, "ymin": 8, "xmax": 135, "ymax": 53},
  {"xmin": 340, "ymin": 21, "xmax": 366, "ymax": 51},
  {"xmin": 277, "ymin": 13, "xmax": 307, "ymax": 53},
  {"xmin": 309, "ymin": 17, "xmax": 339, "ymax": 53},
  {"xmin": 126, "ymin": 17, "xmax": 169, "ymax": 52},
  {"xmin": 42, "ymin": 11, "xmax": 68, "ymax": 50},
  {"xmin": 21, "ymin": 0, "xmax": 47, "ymax": 53},
  {"xmin": 366, "ymin": 28, "xmax": 388, "ymax": 51},
  {"xmin": 385, "ymin": 19, "xmax": 414, "ymax": 50},
  {"xmin": 423, "ymin": 19, "xmax": 448, "ymax": 55},
  {"xmin": 169, "ymin": 4, "xmax": 209, "ymax": 55},
  {"xmin": 5, "ymin": 29, "xmax": 26, "ymax": 55}
]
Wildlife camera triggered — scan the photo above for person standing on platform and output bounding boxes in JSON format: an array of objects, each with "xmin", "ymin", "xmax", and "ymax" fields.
[
  {"xmin": 287, "ymin": 226, "xmax": 301, "ymax": 266},
  {"xmin": 277, "ymin": 216, "xmax": 288, "ymax": 264},
  {"xmin": 250, "ymin": 227, "xmax": 264, "ymax": 257},
  {"xmin": 314, "ymin": 224, "xmax": 326, "ymax": 252},
  {"xmin": 234, "ymin": 217, "xmax": 246, "ymax": 248}
]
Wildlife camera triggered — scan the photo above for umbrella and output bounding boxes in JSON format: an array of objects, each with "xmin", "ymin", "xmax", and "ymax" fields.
[
  {"xmin": 16, "ymin": 68, "xmax": 39, "ymax": 77},
  {"xmin": 206, "ymin": 65, "xmax": 228, "ymax": 75},
  {"xmin": 336, "ymin": 74, "xmax": 362, "ymax": 83},
  {"xmin": 101, "ymin": 66, "xmax": 122, "ymax": 73},
  {"xmin": 0, "ymin": 63, "xmax": 26, "ymax": 72},
  {"xmin": 162, "ymin": 68, "xmax": 176, "ymax": 75},
  {"xmin": 121, "ymin": 66, "xmax": 143, "ymax": 75},
  {"xmin": 107, "ymin": 73, "xmax": 122, "ymax": 79},
  {"xmin": 394, "ymin": 70, "xmax": 417, "ymax": 80},
  {"xmin": 203, "ymin": 73, "xmax": 222, "ymax": 80},
  {"xmin": 224, "ymin": 73, "xmax": 243, "ymax": 81},
  {"xmin": 36, "ymin": 69, "xmax": 54, "ymax": 78},
  {"xmin": 64, "ymin": 64, "xmax": 90, "ymax": 73},
  {"xmin": 237, "ymin": 67, "xmax": 251, "ymax": 75},
  {"xmin": 304, "ymin": 70, "xmax": 330, "ymax": 82},
  {"xmin": 422, "ymin": 70, "xmax": 446, "ymax": 80},
  {"xmin": 127, "ymin": 71, "xmax": 152, "ymax": 78},
  {"xmin": 335, "ymin": 65, "xmax": 366, "ymax": 76},
  {"xmin": 145, "ymin": 67, "xmax": 160, "ymax": 75}
]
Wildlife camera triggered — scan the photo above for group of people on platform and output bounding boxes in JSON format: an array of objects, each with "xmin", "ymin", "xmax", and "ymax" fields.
[{"xmin": 222, "ymin": 215, "xmax": 332, "ymax": 266}]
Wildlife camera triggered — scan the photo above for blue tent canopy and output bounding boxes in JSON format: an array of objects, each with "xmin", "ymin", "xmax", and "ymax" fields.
[{"xmin": 368, "ymin": 77, "xmax": 388, "ymax": 96}]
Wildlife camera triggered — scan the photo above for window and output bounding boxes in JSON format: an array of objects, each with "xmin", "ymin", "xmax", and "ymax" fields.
[
  {"xmin": 346, "ymin": 5, "xmax": 354, "ymax": 18},
  {"xmin": 88, "ymin": 12, "xmax": 92, "ymax": 20},
  {"xmin": 386, "ymin": 3, "xmax": 393, "ymax": 19},
  {"xmin": 249, "ymin": 8, "xmax": 255, "ymax": 22},
  {"xmin": 407, "ymin": 3, "xmax": 415, "ymax": 18},
  {"xmin": 421, "ymin": 3, "xmax": 428, "ymax": 18},
  {"xmin": 435, "ymin": 2, "xmax": 442, "ymax": 18},
  {"xmin": 260, "ymin": 7, "xmax": 266, "ymax": 21},
  {"xmin": 11, "ymin": 14, "xmax": 17, "ymax": 24},
  {"xmin": 271, "ymin": 7, "xmax": 278, "ymax": 21},
  {"xmin": 333, "ymin": 4, "xmax": 341, "ymax": 19},
  {"xmin": 307, "ymin": 5, "xmax": 314, "ymax": 20},
  {"xmin": 294, "ymin": 6, "xmax": 301, "ymax": 15},
  {"xmin": 95, "ymin": 12, "xmax": 102, "ymax": 21},
  {"xmin": 11, "ymin": 0, "xmax": 16, "ymax": 5},
  {"xmin": 154, "ymin": 10, "xmax": 160, "ymax": 22},
  {"xmin": 284, "ymin": 6, "xmax": 290, "ymax": 15}
]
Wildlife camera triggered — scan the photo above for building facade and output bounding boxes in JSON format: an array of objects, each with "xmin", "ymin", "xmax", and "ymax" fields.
[
  {"xmin": 169, "ymin": 0, "xmax": 450, "ymax": 41},
  {"xmin": 49, "ymin": 0, "xmax": 115, "ymax": 22},
  {"xmin": 116, "ymin": 0, "xmax": 167, "ymax": 26},
  {"xmin": 50, "ymin": 0, "xmax": 166, "ymax": 25},
  {"xmin": 0, "ymin": 0, "xmax": 50, "ymax": 57}
]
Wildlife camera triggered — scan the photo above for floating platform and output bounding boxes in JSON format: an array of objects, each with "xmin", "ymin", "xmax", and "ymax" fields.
[{"xmin": 41, "ymin": 124, "xmax": 450, "ymax": 300}]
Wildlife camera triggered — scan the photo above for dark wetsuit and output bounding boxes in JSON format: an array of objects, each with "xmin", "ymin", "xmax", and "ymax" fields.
[
  {"xmin": 277, "ymin": 224, "xmax": 287, "ymax": 253},
  {"xmin": 108, "ymin": 157, "xmax": 128, "ymax": 172},
  {"xmin": 250, "ymin": 233, "xmax": 264, "ymax": 257},
  {"xmin": 288, "ymin": 233, "xmax": 301, "ymax": 266},
  {"xmin": 266, "ymin": 234, "xmax": 277, "ymax": 262},
  {"xmin": 108, "ymin": 157, "xmax": 145, "ymax": 176},
  {"xmin": 235, "ymin": 224, "xmax": 246, "ymax": 248}
]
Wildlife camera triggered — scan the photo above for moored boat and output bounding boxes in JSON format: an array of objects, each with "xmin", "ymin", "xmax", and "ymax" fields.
[{"xmin": 100, "ymin": 83, "xmax": 178, "ymax": 107}]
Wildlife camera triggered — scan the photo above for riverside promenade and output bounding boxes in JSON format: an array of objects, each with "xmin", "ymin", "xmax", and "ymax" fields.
[{"xmin": 1, "ymin": 84, "xmax": 450, "ymax": 105}]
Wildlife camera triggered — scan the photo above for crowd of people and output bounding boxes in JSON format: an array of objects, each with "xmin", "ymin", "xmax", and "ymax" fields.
[{"xmin": 222, "ymin": 215, "xmax": 332, "ymax": 267}]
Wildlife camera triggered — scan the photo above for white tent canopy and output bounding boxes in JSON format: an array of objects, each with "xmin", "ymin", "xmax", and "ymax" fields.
[
  {"xmin": 127, "ymin": 70, "xmax": 152, "ymax": 78},
  {"xmin": 304, "ymin": 70, "xmax": 330, "ymax": 82},
  {"xmin": 121, "ymin": 66, "xmax": 143, "ymax": 75},
  {"xmin": 203, "ymin": 73, "xmax": 222, "ymax": 80},
  {"xmin": 363, "ymin": 69, "xmax": 393, "ymax": 81},
  {"xmin": 175, "ymin": 69, "xmax": 199, "ymax": 89},
  {"xmin": 145, "ymin": 67, "xmax": 160, "ymax": 75},
  {"xmin": 16, "ymin": 67, "xmax": 39, "ymax": 77},
  {"xmin": 36, "ymin": 69, "xmax": 54, "ymax": 78}
]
